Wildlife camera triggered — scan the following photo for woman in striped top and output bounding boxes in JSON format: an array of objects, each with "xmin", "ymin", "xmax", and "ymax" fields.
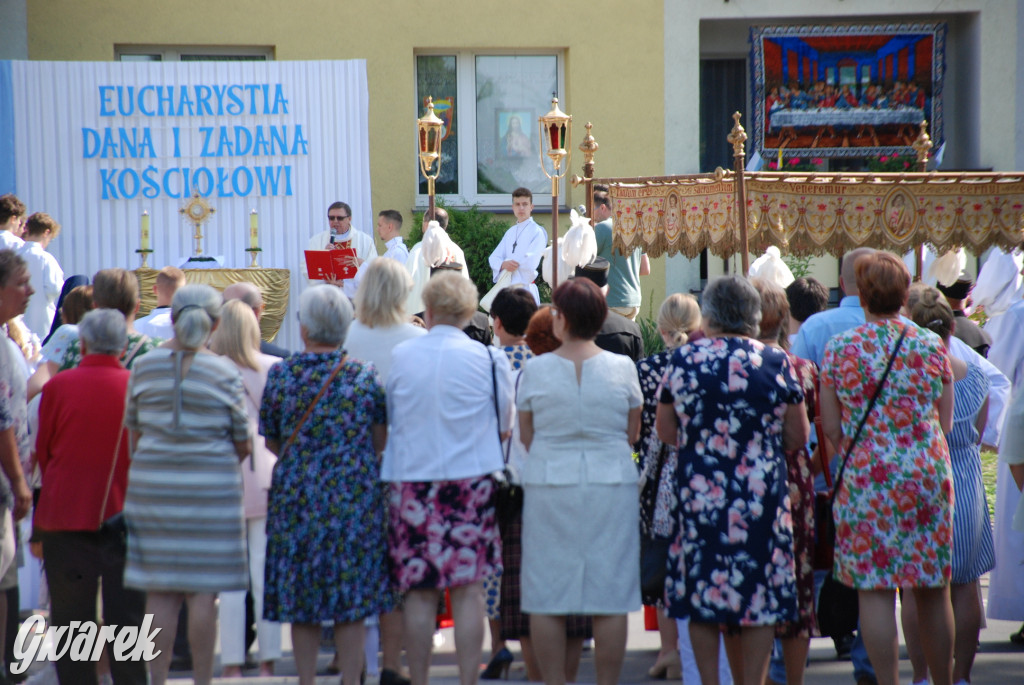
[
  {"xmin": 903, "ymin": 287, "xmax": 993, "ymax": 685},
  {"xmin": 123, "ymin": 284, "xmax": 251, "ymax": 685}
]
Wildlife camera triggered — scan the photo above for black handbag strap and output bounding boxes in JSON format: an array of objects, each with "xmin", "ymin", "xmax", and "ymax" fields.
[
  {"xmin": 282, "ymin": 353, "xmax": 346, "ymax": 456},
  {"xmin": 641, "ymin": 444, "xmax": 669, "ymax": 524},
  {"xmin": 489, "ymin": 351, "xmax": 505, "ymax": 459},
  {"xmin": 831, "ymin": 323, "xmax": 908, "ymax": 506}
]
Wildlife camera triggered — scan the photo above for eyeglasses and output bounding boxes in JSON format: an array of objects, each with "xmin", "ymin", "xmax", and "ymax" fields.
[{"xmin": 328, "ymin": 214, "xmax": 350, "ymax": 221}]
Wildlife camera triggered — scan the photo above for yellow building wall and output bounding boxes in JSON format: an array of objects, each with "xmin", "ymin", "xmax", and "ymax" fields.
[{"xmin": 27, "ymin": 0, "xmax": 669, "ymax": 308}]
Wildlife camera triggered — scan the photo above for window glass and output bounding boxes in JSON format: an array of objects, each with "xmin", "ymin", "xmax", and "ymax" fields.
[
  {"xmin": 416, "ymin": 55, "xmax": 459, "ymax": 195},
  {"xmin": 475, "ymin": 55, "xmax": 557, "ymax": 195},
  {"xmin": 180, "ymin": 54, "xmax": 267, "ymax": 61}
]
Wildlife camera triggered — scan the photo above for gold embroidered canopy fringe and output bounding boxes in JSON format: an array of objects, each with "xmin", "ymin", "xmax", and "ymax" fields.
[
  {"xmin": 589, "ymin": 114, "xmax": 1023, "ymax": 267},
  {"xmin": 606, "ymin": 171, "xmax": 1024, "ymax": 260}
]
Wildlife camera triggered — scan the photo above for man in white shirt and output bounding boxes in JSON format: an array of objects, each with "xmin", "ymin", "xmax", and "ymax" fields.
[
  {"xmin": 17, "ymin": 212, "xmax": 64, "ymax": 339},
  {"xmin": 488, "ymin": 187, "xmax": 547, "ymax": 305},
  {"xmin": 376, "ymin": 210, "xmax": 409, "ymax": 265},
  {"xmin": 351, "ymin": 210, "xmax": 410, "ymax": 298},
  {"xmin": 0, "ymin": 194, "xmax": 26, "ymax": 252},
  {"xmin": 405, "ymin": 207, "xmax": 469, "ymax": 314},
  {"xmin": 133, "ymin": 266, "xmax": 185, "ymax": 340},
  {"xmin": 305, "ymin": 201, "xmax": 378, "ymax": 300}
]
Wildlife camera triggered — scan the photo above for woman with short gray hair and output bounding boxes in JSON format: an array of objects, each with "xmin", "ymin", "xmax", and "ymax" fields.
[
  {"xmin": 260, "ymin": 284, "xmax": 393, "ymax": 685},
  {"xmin": 77, "ymin": 308, "xmax": 127, "ymax": 356},
  {"xmin": 656, "ymin": 275, "xmax": 809, "ymax": 685},
  {"xmin": 298, "ymin": 284, "xmax": 352, "ymax": 346},
  {"xmin": 700, "ymin": 274, "xmax": 762, "ymax": 338},
  {"xmin": 123, "ymin": 283, "xmax": 251, "ymax": 685},
  {"xmin": 35, "ymin": 307, "xmax": 147, "ymax": 685}
]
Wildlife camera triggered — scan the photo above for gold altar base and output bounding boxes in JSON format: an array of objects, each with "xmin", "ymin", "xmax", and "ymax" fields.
[{"xmin": 134, "ymin": 267, "xmax": 290, "ymax": 342}]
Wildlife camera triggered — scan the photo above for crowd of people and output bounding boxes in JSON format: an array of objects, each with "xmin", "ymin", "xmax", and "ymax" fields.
[{"xmin": 0, "ymin": 186, "xmax": 1022, "ymax": 685}]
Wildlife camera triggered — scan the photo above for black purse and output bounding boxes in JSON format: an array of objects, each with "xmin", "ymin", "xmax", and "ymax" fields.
[
  {"xmin": 815, "ymin": 323, "xmax": 907, "ymax": 637},
  {"xmin": 98, "ymin": 413, "xmax": 128, "ymax": 546},
  {"xmin": 489, "ymin": 353, "xmax": 522, "ymax": 528},
  {"xmin": 639, "ymin": 444, "xmax": 671, "ymax": 605}
]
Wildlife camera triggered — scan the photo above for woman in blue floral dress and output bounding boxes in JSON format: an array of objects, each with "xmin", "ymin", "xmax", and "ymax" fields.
[
  {"xmin": 260, "ymin": 286, "xmax": 393, "ymax": 685},
  {"xmin": 657, "ymin": 276, "xmax": 808, "ymax": 685}
]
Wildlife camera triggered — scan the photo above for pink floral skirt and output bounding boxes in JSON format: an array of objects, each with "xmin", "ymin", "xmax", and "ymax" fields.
[{"xmin": 388, "ymin": 476, "xmax": 502, "ymax": 592}]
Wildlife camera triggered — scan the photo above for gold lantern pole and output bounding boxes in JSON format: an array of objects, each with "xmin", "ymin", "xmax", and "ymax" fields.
[
  {"xmin": 538, "ymin": 96, "xmax": 572, "ymax": 290},
  {"xmin": 727, "ymin": 112, "xmax": 750, "ymax": 277},
  {"xmin": 570, "ymin": 122, "xmax": 600, "ymax": 222},
  {"xmin": 417, "ymin": 97, "xmax": 445, "ymax": 219},
  {"xmin": 911, "ymin": 120, "xmax": 934, "ymax": 282}
]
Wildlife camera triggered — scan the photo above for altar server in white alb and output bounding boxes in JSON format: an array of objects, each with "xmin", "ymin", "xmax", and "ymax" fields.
[
  {"xmin": 350, "ymin": 210, "xmax": 409, "ymax": 296},
  {"xmin": 305, "ymin": 201, "xmax": 377, "ymax": 300},
  {"xmin": 17, "ymin": 213, "xmax": 64, "ymax": 340},
  {"xmin": 375, "ymin": 210, "xmax": 409, "ymax": 265},
  {"xmin": 488, "ymin": 187, "xmax": 547, "ymax": 305},
  {"xmin": 404, "ymin": 207, "xmax": 470, "ymax": 315}
]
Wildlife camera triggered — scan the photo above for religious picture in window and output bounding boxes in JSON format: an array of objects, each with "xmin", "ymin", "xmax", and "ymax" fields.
[{"xmin": 498, "ymin": 111, "xmax": 532, "ymax": 159}]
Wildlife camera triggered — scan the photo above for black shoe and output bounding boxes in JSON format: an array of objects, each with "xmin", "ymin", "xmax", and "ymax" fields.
[
  {"xmin": 380, "ymin": 668, "xmax": 411, "ymax": 685},
  {"xmin": 833, "ymin": 632, "xmax": 854, "ymax": 660},
  {"xmin": 481, "ymin": 648, "xmax": 513, "ymax": 680}
]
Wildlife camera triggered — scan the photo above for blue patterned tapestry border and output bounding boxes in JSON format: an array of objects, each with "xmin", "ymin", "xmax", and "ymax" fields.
[{"xmin": 749, "ymin": 23, "xmax": 946, "ymax": 161}]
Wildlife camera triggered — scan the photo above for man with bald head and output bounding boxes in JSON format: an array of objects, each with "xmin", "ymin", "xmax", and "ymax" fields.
[
  {"xmin": 134, "ymin": 266, "xmax": 185, "ymax": 340},
  {"xmin": 222, "ymin": 282, "xmax": 289, "ymax": 358},
  {"xmin": 791, "ymin": 247, "xmax": 875, "ymax": 366}
]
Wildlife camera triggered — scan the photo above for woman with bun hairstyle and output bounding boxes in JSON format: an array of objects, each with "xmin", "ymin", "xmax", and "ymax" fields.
[
  {"xmin": 635, "ymin": 294, "xmax": 702, "ymax": 680},
  {"xmin": 123, "ymin": 284, "xmax": 251, "ymax": 685}
]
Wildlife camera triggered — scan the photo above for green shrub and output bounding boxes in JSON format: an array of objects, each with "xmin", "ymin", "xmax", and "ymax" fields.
[{"xmin": 636, "ymin": 316, "xmax": 665, "ymax": 356}]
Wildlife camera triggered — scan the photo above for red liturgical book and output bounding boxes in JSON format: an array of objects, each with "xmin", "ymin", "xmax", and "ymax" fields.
[{"xmin": 304, "ymin": 248, "xmax": 358, "ymax": 280}]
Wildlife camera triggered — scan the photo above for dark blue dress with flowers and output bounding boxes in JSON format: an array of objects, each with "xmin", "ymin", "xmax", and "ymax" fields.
[
  {"xmin": 260, "ymin": 351, "xmax": 394, "ymax": 623},
  {"xmin": 659, "ymin": 337, "xmax": 801, "ymax": 626}
]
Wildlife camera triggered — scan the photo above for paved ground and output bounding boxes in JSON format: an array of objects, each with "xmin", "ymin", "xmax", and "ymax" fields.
[{"xmin": 160, "ymin": 579, "xmax": 1023, "ymax": 684}]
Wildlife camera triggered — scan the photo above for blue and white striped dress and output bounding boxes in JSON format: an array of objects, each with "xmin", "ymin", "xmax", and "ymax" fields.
[
  {"xmin": 948, "ymin": 362, "xmax": 995, "ymax": 584},
  {"xmin": 123, "ymin": 349, "xmax": 250, "ymax": 593}
]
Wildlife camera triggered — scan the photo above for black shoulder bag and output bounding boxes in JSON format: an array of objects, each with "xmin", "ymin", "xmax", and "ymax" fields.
[
  {"xmin": 817, "ymin": 323, "xmax": 908, "ymax": 637},
  {"xmin": 490, "ymin": 353, "xmax": 523, "ymax": 530}
]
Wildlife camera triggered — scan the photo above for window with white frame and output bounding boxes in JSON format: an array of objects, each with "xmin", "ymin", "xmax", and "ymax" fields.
[
  {"xmin": 415, "ymin": 52, "xmax": 564, "ymax": 208},
  {"xmin": 115, "ymin": 46, "xmax": 273, "ymax": 61}
]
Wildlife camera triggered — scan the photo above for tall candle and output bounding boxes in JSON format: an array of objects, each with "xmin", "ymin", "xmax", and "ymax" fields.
[
  {"xmin": 140, "ymin": 211, "xmax": 150, "ymax": 251},
  {"xmin": 249, "ymin": 210, "xmax": 259, "ymax": 249},
  {"xmin": 778, "ymin": 147, "xmax": 783, "ymax": 170}
]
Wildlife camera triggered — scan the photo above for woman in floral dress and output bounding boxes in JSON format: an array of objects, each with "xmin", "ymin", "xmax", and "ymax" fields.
[
  {"xmin": 820, "ymin": 252, "xmax": 954, "ymax": 685},
  {"xmin": 260, "ymin": 286, "xmax": 393, "ymax": 685},
  {"xmin": 752, "ymin": 278, "xmax": 818, "ymax": 685},
  {"xmin": 657, "ymin": 275, "xmax": 808, "ymax": 685}
]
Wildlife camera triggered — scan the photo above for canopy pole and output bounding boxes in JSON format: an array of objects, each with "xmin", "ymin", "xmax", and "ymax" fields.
[
  {"xmin": 912, "ymin": 120, "xmax": 933, "ymax": 282},
  {"xmin": 727, "ymin": 112, "xmax": 750, "ymax": 277}
]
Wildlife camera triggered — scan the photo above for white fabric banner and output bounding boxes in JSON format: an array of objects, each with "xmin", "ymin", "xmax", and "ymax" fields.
[{"xmin": 10, "ymin": 59, "xmax": 372, "ymax": 351}]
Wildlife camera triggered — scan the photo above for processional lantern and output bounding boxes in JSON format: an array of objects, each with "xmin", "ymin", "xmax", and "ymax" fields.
[
  {"xmin": 417, "ymin": 96, "xmax": 445, "ymax": 217},
  {"xmin": 538, "ymin": 96, "xmax": 573, "ymax": 289}
]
